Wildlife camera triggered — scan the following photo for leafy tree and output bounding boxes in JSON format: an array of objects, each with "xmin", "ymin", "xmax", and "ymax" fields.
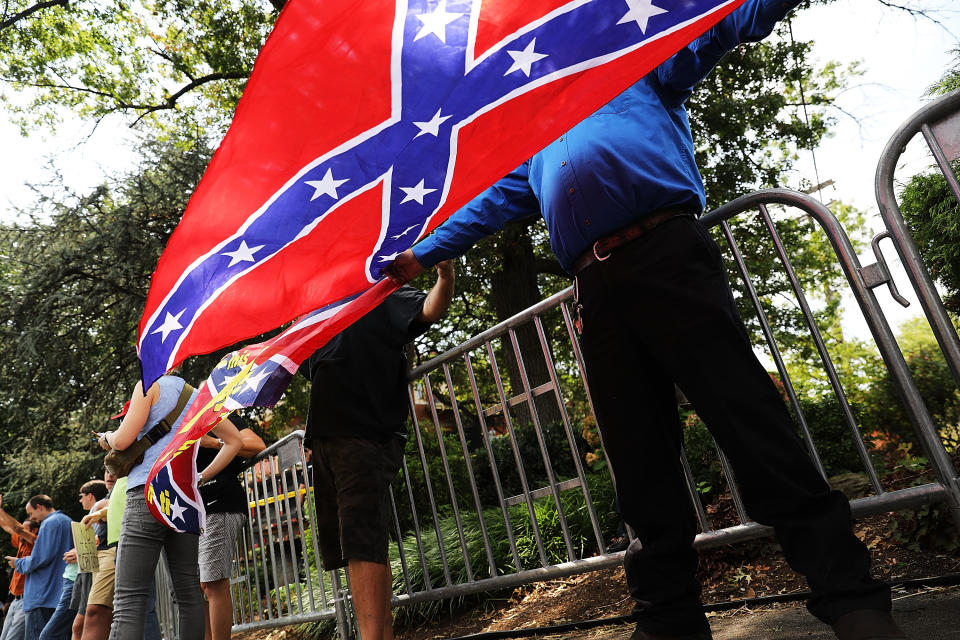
[
  {"xmin": 0, "ymin": 139, "xmax": 226, "ymax": 505},
  {"xmin": 927, "ymin": 46, "xmax": 960, "ymax": 96},
  {"xmin": 0, "ymin": 0, "xmax": 276, "ymax": 135},
  {"xmin": 858, "ymin": 317, "xmax": 960, "ymax": 447},
  {"xmin": 895, "ymin": 49, "xmax": 960, "ymax": 315},
  {"xmin": 899, "ymin": 160, "xmax": 960, "ymax": 314}
]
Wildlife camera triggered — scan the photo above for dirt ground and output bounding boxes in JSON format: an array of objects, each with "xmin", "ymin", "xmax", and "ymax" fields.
[{"xmin": 233, "ymin": 510, "xmax": 960, "ymax": 640}]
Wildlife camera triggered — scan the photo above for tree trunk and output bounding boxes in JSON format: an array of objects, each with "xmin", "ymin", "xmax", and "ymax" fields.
[{"xmin": 489, "ymin": 222, "xmax": 563, "ymax": 427}]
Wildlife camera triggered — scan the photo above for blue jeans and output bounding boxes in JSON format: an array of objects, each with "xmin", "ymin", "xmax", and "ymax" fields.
[
  {"xmin": 144, "ymin": 585, "xmax": 161, "ymax": 640},
  {"xmin": 0, "ymin": 598, "xmax": 25, "ymax": 640},
  {"xmin": 109, "ymin": 489, "xmax": 202, "ymax": 640},
  {"xmin": 38, "ymin": 576, "xmax": 76, "ymax": 640},
  {"xmin": 23, "ymin": 606, "xmax": 54, "ymax": 640}
]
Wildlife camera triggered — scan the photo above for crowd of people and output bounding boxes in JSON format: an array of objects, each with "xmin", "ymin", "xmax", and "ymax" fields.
[{"xmin": 0, "ymin": 396, "xmax": 265, "ymax": 640}]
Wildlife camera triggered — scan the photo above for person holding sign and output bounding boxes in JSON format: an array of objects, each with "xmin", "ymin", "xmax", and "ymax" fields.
[{"xmin": 66, "ymin": 480, "xmax": 109, "ymax": 640}]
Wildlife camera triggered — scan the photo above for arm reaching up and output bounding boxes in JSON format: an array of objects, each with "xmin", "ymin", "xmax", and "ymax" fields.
[{"xmin": 416, "ymin": 260, "xmax": 455, "ymax": 323}]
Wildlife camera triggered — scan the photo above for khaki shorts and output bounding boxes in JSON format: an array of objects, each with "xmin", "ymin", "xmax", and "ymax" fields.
[{"xmin": 87, "ymin": 548, "xmax": 116, "ymax": 608}]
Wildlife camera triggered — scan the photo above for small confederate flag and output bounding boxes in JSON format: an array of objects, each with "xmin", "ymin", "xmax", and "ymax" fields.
[{"xmin": 139, "ymin": 0, "xmax": 745, "ymax": 530}]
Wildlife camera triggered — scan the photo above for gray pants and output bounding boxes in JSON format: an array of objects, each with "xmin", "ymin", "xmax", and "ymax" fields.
[
  {"xmin": 0, "ymin": 598, "xmax": 25, "ymax": 640},
  {"xmin": 109, "ymin": 489, "xmax": 203, "ymax": 640}
]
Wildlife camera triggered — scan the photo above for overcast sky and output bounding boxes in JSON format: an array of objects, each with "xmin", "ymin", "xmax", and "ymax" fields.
[{"xmin": 1, "ymin": 0, "xmax": 958, "ymax": 337}]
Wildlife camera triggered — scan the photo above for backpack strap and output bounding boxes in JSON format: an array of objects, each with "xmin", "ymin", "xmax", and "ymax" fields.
[{"xmin": 143, "ymin": 383, "xmax": 195, "ymax": 445}]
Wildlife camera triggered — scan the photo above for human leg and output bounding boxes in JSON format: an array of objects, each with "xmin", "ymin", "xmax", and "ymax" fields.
[
  {"xmin": 69, "ymin": 572, "xmax": 91, "ymax": 640},
  {"xmin": 347, "ymin": 560, "xmax": 394, "ymax": 640},
  {"xmin": 71, "ymin": 612, "xmax": 84, "ymax": 640},
  {"xmin": 39, "ymin": 576, "xmax": 77, "ymax": 640},
  {"xmin": 313, "ymin": 437, "xmax": 403, "ymax": 640},
  {"xmin": 161, "ymin": 530, "xmax": 203, "ymax": 640},
  {"xmin": 109, "ymin": 491, "xmax": 164, "ymax": 640},
  {"xmin": 82, "ymin": 549, "xmax": 115, "ymax": 640},
  {"xmin": 199, "ymin": 580, "xmax": 232, "ymax": 640},
  {"xmin": 24, "ymin": 607, "xmax": 55, "ymax": 639},
  {"xmin": 142, "ymin": 585, "xmax": 161, "ymax": 640},
  {"xmin": 79, "ymin": 606, "xmax": 110, "ymax": 640},
  {"xmin": 608, "ymin": 218, "xmax": 889, "ymax": 622},
  {"xmin": 0, "ymin": 598, "xmax": 25, "ymax": 640},
  {"xmin": 577, "ymin": 262, "xmax": 708, "ymax": 636},
  {"xmin": 199, "ymin": 511, "xmax": 245, "ymax": 640}
]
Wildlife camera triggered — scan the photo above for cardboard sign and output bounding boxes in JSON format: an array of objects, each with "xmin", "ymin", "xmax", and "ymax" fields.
[{"xmin": 71, "ymin": 522, "xmax": 99, "ymax": 573}]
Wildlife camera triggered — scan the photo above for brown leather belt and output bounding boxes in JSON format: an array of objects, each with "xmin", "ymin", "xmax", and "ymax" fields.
[{"xmin": 572, "ymin": 208, "xmax": 697, "ymax": 275}]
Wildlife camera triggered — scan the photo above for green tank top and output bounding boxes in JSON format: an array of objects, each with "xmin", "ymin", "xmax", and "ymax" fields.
[{"xmin": 107, "ymin": 476, "xmax": 128, "ymax": 546}]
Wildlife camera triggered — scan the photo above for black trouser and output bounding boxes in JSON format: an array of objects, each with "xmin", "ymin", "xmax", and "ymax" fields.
[{"xmin": 575, "ymin": 216, "xmax": 889, "ymax": 635}]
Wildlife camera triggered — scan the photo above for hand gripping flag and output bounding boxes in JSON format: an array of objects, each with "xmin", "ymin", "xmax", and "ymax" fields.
[
  {"xmin": 137, "ymin": 0, "xmax": 746, "ymax": 389},
  {"xmin": 147, "ymin": 280, "xmax": 396, "ymax": 533}
]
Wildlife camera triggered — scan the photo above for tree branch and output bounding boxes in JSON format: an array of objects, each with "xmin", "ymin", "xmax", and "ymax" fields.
[
  {"xmin": 0, "ymin": 0, "xmax": 67, "ymax": 31},
  {"xmin": 130, "ymin": 71, "xmax": 249, "ymax": 125},
  {"xmin": 14, "ymin": 70, "xmax": 249, "ymax": 124},
  {"xmin": 872, "ymin": 0, "xmax": 954, "ymax": 36}
]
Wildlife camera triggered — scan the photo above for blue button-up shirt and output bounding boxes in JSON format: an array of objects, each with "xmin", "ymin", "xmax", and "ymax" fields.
[
  {"xmin": 15, "ymin": 510, "xmax": 72, "ymax": 611},
  {"xmin": 413, "ymin": 0, "xmax": 801, "ymax": 273}
]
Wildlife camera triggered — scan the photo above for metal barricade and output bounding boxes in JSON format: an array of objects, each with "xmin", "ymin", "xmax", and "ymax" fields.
[
  {"xmin": 220, "ymin": 91, "xmax": 960, "ymax": 636},
  {"xmin": 393, "ymin": 190, "xmax": 960, "ymax": 604},
  {"xmin": 230, "ymin": 430, "xmax": 351, "ymax": 636},
  {"xmin": 873, "ymin": 87, "xmax": 960, "ymax": 529}
]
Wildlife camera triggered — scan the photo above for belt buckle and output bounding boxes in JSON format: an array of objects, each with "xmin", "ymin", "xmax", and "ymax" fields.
[{"xmin": 592, "ymin": 241, "xmax": 611, "ymax": 262}]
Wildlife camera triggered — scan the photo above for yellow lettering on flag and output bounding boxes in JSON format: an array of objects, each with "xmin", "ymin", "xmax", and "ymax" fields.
[{"xmin": 177, "ymin": 360, "xmax": 256, "ymax": 436}]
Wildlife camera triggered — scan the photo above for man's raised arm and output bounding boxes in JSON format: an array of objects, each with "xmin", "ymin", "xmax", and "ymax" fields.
[
  {"xmin": 416, "ymin": 260, "xmax": 455, "ymax": 323},
  {"xmin": 0, "ymin": 495, "xmax": 35, "ymax": 544}
]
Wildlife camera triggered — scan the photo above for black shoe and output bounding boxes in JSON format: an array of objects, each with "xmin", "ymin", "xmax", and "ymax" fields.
[
  {"xmin": 831, "ymin": 609, "xmax": 906, "ymax": 640},
  {"xmin": 630, "ymin": 627, "xmax": 713, "ymax": 640}
]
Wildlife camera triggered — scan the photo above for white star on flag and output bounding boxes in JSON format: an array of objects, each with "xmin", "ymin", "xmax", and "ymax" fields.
[
  {"xmin": 391, "ymin": 224, "xmax": 420, "ymax": 240},
  {"xmin": 305, "ymin": 168, "xmax": 349, "ymax": 201},
  {"xmin": 617, "ymin": 0, "xmax": 668, "ymax": 34},
  {"xmin": 412, "ymin": 109, "xmax": 452, "ymax": 138},
  {"xmin": 221, "ymin": 240, "xmax": 265, "ymax": 267},
  {"xmin": 217, "ymin": 371, "xmax": 239, "ymax": 394},
  {"xmin": 504, "ymin": 38, "xmax": 548, "ymax": 77},
  {"xmin": 378, "ymin": 251, "xmax": 402, "ymax": 262},
  {"xmin": 414, "ymin": 0, "xmax": 463, "ymax": 43},
  {"xmin": 169, "ymin": 497, "xmax": 187, "ymax": 522},
  {"xmin": 398, "ymin": 179, "xmax": 437, "ymax": 205},
  {"xmin": 151, "ymin": 310, "xmax": 185, "ymax": 343},
  {"xmin": 241, "ymin": 367, "xmax": 271, "ymax": 393}
]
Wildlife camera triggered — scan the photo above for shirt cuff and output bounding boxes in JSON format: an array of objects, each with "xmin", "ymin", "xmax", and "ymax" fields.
[{"xmin": 411, "ymin": 240, "xmax": 443, "ymax": 269}]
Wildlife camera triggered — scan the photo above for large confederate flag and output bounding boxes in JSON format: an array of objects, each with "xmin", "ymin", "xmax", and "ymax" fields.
[
  {"xmin": 137, "ymin": 0, "xmax": 745, "ymax": 387},
  {"xmin": 138, "ymin": 0, "xmax": 746, "ymax": 531}
]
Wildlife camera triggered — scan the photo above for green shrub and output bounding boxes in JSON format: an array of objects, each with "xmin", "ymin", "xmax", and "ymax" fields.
[
  {"xmin": 391, "ymin": 419, "xmax": 590, "ymax": 534},
  {"xmin": 794, "ymin": 396, "xmax": 871, "ymax": 476},
  {"xmin": 294, "ymin": 470, "xmax": 618, "ymax": 637},
  {"xmin": 888, "ymin": 502, "xmax": 959, "ymax": 553}
]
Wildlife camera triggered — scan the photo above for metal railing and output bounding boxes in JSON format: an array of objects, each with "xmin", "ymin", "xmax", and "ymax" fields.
[
  {"xmin": 216, "ymin": 90, "xmax": 960, "ymax": 637},
  {"xmin": 873, "ymin": 87, "xmax": 960, "ymax": 529}
]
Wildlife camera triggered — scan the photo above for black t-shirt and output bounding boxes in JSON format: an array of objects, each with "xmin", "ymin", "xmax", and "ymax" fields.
[
  {"xmin": 198, "ymin": 415, "xmax": 254, "ymax": 514},
  {"xmin": 94, "ymin": 519, "xmax": 109, "ymax": 551},
  {"xmin": 301, "ymin": 286, "xmax": 429, "ymax": 441}
]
